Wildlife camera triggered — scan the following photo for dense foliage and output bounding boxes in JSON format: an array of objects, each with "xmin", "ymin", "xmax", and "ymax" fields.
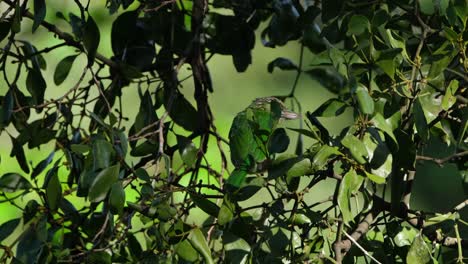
[{"xmin": 0, "ymin": 0, "xmax": 467, "ymax": 263}]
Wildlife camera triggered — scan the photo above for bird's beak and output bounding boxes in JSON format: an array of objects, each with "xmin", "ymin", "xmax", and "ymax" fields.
[{"xmin": 281, "ymin": 110, "xmax": 300, "ymax": 120}]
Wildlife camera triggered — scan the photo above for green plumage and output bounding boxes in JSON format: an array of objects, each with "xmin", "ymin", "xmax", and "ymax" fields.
[{"xmin": 226, "ymin": 97, "xmax": 298, "ymax": 188}]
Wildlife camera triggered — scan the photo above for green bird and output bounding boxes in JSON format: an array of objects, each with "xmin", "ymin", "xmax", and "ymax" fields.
[{"xmin": 227, "ymin": 97, "xmax": 299, "ymax": 189}]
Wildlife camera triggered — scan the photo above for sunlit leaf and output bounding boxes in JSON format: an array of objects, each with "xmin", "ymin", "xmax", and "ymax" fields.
[
  {"xmin": 188, "ymin": 228, "xmax": 214, "ymax": 264},
  {"xmin": 337, "ymin": 169, "xmax": 364, "ymax": 224}
]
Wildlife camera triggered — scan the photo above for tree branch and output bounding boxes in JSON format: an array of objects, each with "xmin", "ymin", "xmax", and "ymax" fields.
[
  {"xmin": 416, "ymin": 150, "xmax": 468, "ymax": 166},
  {"xmin": 3, "ymin": 0, "xmax": 118, "ymax": 69}
]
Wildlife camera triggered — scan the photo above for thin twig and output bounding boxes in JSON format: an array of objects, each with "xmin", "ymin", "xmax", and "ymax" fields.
[{"xmin": 342, "ymin": 231, "xmax": 383, "ymax": 264}]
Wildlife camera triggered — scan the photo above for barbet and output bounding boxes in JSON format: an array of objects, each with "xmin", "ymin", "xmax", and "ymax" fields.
[{"xmin": 227, "ymin": 97, "xmax": 299, "ymax": 189}]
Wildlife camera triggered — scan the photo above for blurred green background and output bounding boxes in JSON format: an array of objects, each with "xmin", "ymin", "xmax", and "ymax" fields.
[{"xmin": 0, "ymin": 1, "xmax": 465, "ymax": 237}]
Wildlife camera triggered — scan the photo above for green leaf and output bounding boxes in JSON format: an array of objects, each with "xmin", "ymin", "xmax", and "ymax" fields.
[
  {"xmin": 109, "ymin": 182, "xmax": 125, "ymax": 215},
  {"xmin": 0, "ymin": 173, "xmax": 32, "ymax": 192},
  {"xmin": 268, "ymin": 128, "xmax": 290, "ymax": 154},
  {"xmin": 177, "ymin": 136, "xmax": 198, "ymax": 168},
  {"xmin": 355, "ymin": 85, "xmax": 374, "ymax": 115},
  {"xmin": 26, "ymin": 69, "xmax": 46, "ymax": 105},
  {"xmin": 190, "ymin": 193, "xmax": 220, "ymax": 217},
  {"xmin": 0, "ymin": 22, "xmax": 10, "ymax": 42},
  {"xmin": 87, "ymin": 251, "xmax": 111, "ymax": 264},
  {"xmin": 342, "ymin": 134, "xmax": 368, "ymax": 164},
  {"xmin": 10, "ymin": 136, "xmax": 29, "ymax": 173},
  {"xmin": 267, "ymin": 57, "xmax": 298, "ymax": 73},
  {"xmin": 31, "ymin": 151, "xmax": 55, "ymax": 179},
  {"xmin": 165, "ymin": 91, "xmax": 199, "ymax": 132},
  {"xmin": 135, "ymin": 168, "xmax": 150, "ymax": 181},
  {"xmin": 82, "ymin": 15, "xmax": 100, "ymax": 66},
  {"xmin": 2, "ymin": 89, "xmax": 14, "ymax": 126},
  {"xmin": 218, "ymin": 197, "xmax": 235, "ymax": 225},
  {"xmin": 347, "ymin": 15, "xmax": 369, "ymax": 36},
  {"xmin": 0, "ymin": 218, "xmax": 21, "ymax": 241},
  {"xmin": 312, "ymin": 145, "xmax": 342, "ymax": 170},
  {"xmin": 286, "ymin": 158, "xmax": 312, "ymax": 178},
  {"xmin": 54, "ymin": 55, "xmax": 78, "ymax": 85},
  {"xmin": 70, "ymin": 144, "xmax": 91, "ymax": 154},
  {"xmin": 418, "ymin": 0, "xmax": 435, "ymax": 15},
  {"xmin": 306, "ymin": 67, "xmax": 346, "ymax": 94},
  {"xmin": 407, "ymin": 233, "xmax": 432, "ymax": 264},
  {"xmin": 92, "ymin": 139, "xmax": 114, "ymax": 170},
  {"xmin": 175, "ymin": 239, "xmax": 199, "ymax": 262},
  {"xmin": 32, "ymin": 0, "xmax": 46, "ymax": 32},
  {"xmin": 223, "ymin": 232, "xmax": 251, "ymax": 263},
  {"xmin": 16, "ymin": 217, "xmax": 47, "ymax": 263},
  {"xmin": 442, "ymin": 79, "xmax": 459, "ymax": 110},
  {"xmin": 188, "ymin": 228, "xmax": 214, "ymax": 264},
  {"xmin": 365, "ymin": 171, "xmax": 386, "ymax": 184},
  {"xmin": 290, "ymin": 213, "xmax": 312, "ymax": 225},
  {"xmin": 88, "ymin": 164, "xmax": 120, "ymax": 203},
  {"xmin": 226, "ymin": 168, "xmax": 248, "ymax": 189},
  {"xmin": 337, "ymin": 169, "xmax": 364, "ymax": 224},
  {"xmin": 413, "ymin": 98, "xmax": 428, "ymax": 140},
  {"xmin": 12, "ymin": 1, "xmax": 21, "ymax": 33},
  {"xmin": 111, "ymin": 11, "xmax": 138, "ymax": 55},
  {"xmin": 371, "ymin": 113, "xmax": 397, "ymax": 145},
  {"xmin": 44, "ymin": 167, "xmax": 62, "ymax": 211},
  {"xmin": 312, "ymin": 99, "xmax": 347, "ymax": 117}
]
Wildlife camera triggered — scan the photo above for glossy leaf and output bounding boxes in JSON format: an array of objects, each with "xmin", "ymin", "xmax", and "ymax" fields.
[
  {"xmin": 188, "ymin": 228, "xmax": 214, "ymax": 264},
  {"xmin": 286, "ymin": 158, "xmax": 312, "ymax": 178},
  {"xmin": 371, "ymin": 113, "xmax": 397, "ymax": 145},
  {"xmin": 54, "ymin": 55, "xmax": 78, "ymax": 85},
  {"xmin": 441, "ymin": 79, "xmax": 459, "ymax": 110},
  {"xmin": 341, "ymin": 134, "xmax": 368, "ymax": 164},
  {"xmin": 175, "ymin": 239, "xmax": 199, "ymax": 262},
  {"xmin": 407, "ymin": 233, "xmax": 432, "ymax": 264},
  {"xmin": 365, "ymin": 171, "xmax": 386, "ymax": 184},
  {"xmin": 355, "ymin": 85, "xmax": 374, "ymax": 115},
  {"xmin": 218, "ymin": 197, "xmax": 235, "ymax": 225},
  {"xmin": 312, "ymin": 145, "xmax": 342, "ymax": 170},
  {"xmin": 337, "ymin": 169, "xmax": 363, "ymax": 224},
  {"xmin": 177, "ymin": 136, "xmax": 198, "ymax": 168},
  {"xmin": 82, "ymin": 15, "xmax": 100, "ymax": 66},
  {"xmin": 223, "ymin": 232, "xmax": 251, "ymax": 263},
  {"xmin": 88, "ymin": 164, "xmax": 120, "ymax": 203}
]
